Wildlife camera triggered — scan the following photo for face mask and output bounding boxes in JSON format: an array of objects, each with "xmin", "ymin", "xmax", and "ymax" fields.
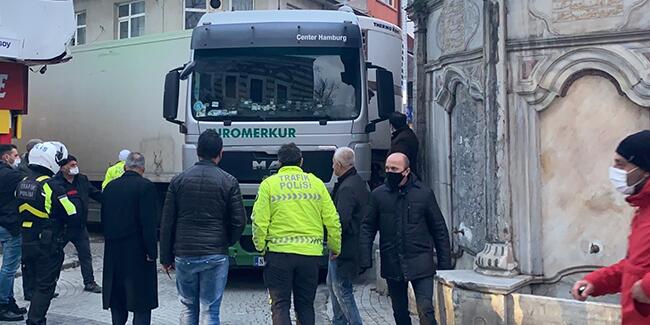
[
  {"xmin": 69, "ymin": 167, "xmax": 80, "ymax": 176},
  {"xmin": 386, "ymin": 171, "xmax": 406, "ymax": 189},
  {"xmin": 11, "ymin": 158, "xmax": 20, "ymax": 169},
  {"xmin": 609, "ymin": 166, "xmax": 643, "ymax": 195}
]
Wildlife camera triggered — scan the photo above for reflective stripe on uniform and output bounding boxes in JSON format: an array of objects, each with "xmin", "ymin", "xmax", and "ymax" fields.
[
  {"xmin": 36, "ymin": 176, "xmax": 50, "ymax": 182},
  {"xmin": 22, "ymin": 221, "xmax": 33, "ymax": 228},
  {"xmin": 58, "ymin": 195, "xmax": 77, "ymax": 216},
  {"xmin": 269, "ymin": 193, "xmax": 322, "ymax": 203},
  {"xmin": 18, "ymin": 203, "xmax": 48, "ymax": 219},
  {"xmin": 42, "ymin": 183, "xmax": 53, "ymax": 214},
  {"xmin": 268, "ymin": 236, "xmax": 323, "ymax": 245}
]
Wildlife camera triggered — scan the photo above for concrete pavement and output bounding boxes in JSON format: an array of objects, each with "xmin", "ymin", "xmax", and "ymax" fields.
[{"xmin": 0, "ymin": 235, "xmax": 409, "ymax": 324}]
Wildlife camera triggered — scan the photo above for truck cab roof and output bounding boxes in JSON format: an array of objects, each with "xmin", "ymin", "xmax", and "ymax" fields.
[
  {"xmin": 198, "ymin": 10, "xmax": 360, "ymax": 27},
  {"xmin": 192, "ymin": 10, "xmax": 362, "ymax": 50}
]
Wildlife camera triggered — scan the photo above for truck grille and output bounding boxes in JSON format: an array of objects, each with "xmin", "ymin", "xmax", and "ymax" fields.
[{"xmin": 220, "ymin": 150, "xmax": 335, "ymax": 184}]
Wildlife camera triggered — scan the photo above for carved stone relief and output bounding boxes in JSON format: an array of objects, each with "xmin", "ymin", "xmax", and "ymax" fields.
[
  {"xmin": 552, "ymin": 0, "xmax": 624, "ymax": 23},
  {"xmin": 529, "ymin": 0, "xmax": 649, "ymax": 35},
  {"xmin": 514, "ymin": 46, "xmax": 650, "ymax": 110},
  {"xmin": 435, "ymin": 65, "xmax": 484, "ymax": 110},
  {"xmin": 451, "ymin": 83, "xmax": 488, "ymax": 254},
  {"xmin": 436, "ymin": 0, "xmax": 481, "ymax": 55}
]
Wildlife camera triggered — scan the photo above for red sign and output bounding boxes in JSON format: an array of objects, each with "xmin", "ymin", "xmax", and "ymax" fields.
[{"xmin": 0, "ymin": 62, "xmax": 28, "ymax": 113}]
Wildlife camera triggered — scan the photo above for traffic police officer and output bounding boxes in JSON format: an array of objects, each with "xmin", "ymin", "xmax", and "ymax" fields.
[
  {"xmin": 252, "ymin": 143, "xmax": 341, "ymax": 325},
  {"xmin": 15, "ymin": 142, "xmax": 77, "ymax": 325}
]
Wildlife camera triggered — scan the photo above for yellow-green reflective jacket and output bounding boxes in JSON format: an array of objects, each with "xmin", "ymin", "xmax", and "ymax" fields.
[
  {"xmin": 102, "ymin": 161, "xmax": 125, "ymax": 190},
  {"xmin": 252, "ymin": 166, "xmax": 341, "ymax": 256}
]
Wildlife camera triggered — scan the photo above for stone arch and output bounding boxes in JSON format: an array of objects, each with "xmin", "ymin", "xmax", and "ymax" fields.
[
  {"xmin": 434, "ymin": 65, "xmax": 484, "ymax": 113},
  {"xmin": 517, "ymin": 46, "xmax": 650, "ymax": 111}
]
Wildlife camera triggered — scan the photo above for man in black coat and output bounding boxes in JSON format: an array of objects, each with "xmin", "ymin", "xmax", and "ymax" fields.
[
  {"xmin": 328, "ymin": 147, "xmax": 369, "ymax": 325},
  {"xmin": 160, "ymin": 129, "xmax": 246, "ymax": 324},
  {"xmin": 53, "ymin": 155, "xmax": 102, "ymax": 293},
  {"xmin": 389, "ymin": 112, "xmax": 419, "ymax": 175},
  {"xmin": 360, "ymin": 152, "xmax": 452, "ymax": 325},
  {"xmin": 101, "ymin": 152, "xmax": 159, "ymax": 325},
  {"xmin": 0, "ymin": 144, "xmax": 27, "ymax": 321}
]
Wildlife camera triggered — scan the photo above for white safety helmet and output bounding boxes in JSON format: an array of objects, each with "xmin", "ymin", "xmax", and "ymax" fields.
[
  {"xmin": 118, "ymin": 149, "xmax": 131, "ymax": 162},
  {"xmin": 28, "ymin": 141, "xmax": 69, "ymax": 174}
]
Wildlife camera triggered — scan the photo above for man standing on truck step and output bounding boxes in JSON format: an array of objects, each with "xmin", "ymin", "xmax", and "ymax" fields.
[
  {"xmin": 252, "ymin": 143, "xmax": 342, "ymax": 325},
  {"xmin": 102, "ymin": 149, "xmax": 130, "ymax": 190},
  {"xmin": 16, "ymin": 142, "xmax": 78, "ymax": 325},
  {"xmin": 0, "ymin": 144, "xmax": 28, "ymax": 321},
  {"xmin": 389, "ymin": 112, "xmax": 420, "ymax": 177},
  {"xmin": 53, "ymin": 155, "xmax": 103, "ymax": 293},
  {"xmin": 160, "ymin": 129, "xmax": 246, "ymax": 325}
]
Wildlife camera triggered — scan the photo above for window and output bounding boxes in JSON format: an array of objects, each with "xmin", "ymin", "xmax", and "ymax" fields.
[
  {"xmin": 184, "ymin": 0, "xmax": 207, "ymax": 30},
  {"xmin": 249, "ymin": 78, "xmax": 264, "ymax": 102},
  {"xmin": 117, "ymin": 1, "xmax": 145, "ymax": 39},
  {"xmin": 276, "ymin": 83, "xmax": 289, "ymax": 104},
  {"xmin": 232, "ymin": 0, "xmax": 253, "ymax": 11},
  {"xmin": 378, "ymin": 0, "xmax": 394, "ymax": 7},
  {"xmin": 73, "ymin": 12, "xmax": 87, "ymax": 46},
  {"xmin": 224, "ymin": 75, "xmax": 238, "ymax": 99}
]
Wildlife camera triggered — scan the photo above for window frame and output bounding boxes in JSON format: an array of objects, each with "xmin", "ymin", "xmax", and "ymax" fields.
[
  {"xmin": 73, "ymin": 11, "xmax": 87, "ymax": 46},
  {"xmin": 183, "ymin": 0, "xmax": 209, "ymax": 30},
  {"xmin": 223, "ymin": 74, "xmax": 239, "ymax": 99},
  {"xmin": 377, "ymin": 0, "xmax": 395, "ymax": 8},
  {"xmin": 275, "ymin": 81, "xmax": 291, "ymax": 103},
  {"xmin": 117, "ymin": 1, "xmax": 145, "ymax": 39},
  {"xmin": 248, "ymin": 77, "xmax": 266, "ymax": 103},
  {"xmin": 231, "ymin": 0, "xmax": 254, "ymax": 11}
]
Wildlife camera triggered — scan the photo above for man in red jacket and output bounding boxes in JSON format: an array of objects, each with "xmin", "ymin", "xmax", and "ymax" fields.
[{"xmin": 572, "ymin": 130, "xmax": 650, "ymax": 324}]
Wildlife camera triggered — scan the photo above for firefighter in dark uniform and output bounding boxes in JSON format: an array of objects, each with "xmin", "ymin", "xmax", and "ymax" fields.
[{"xmin": 15, "ymin": 142, "xmax": 77, "ymax": 325}]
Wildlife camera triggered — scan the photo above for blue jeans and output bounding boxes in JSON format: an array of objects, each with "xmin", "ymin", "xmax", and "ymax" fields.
[
  {"xmin": 175, "ymin": 254, "xmax": 229, "ymax": 325},
  {"xmin": 327, "ymin": 259, "xmax": 363, "ymax": 325},
  {"xmin": 0, "ymin": 227, "xmax": 20, "ymax": 305}
]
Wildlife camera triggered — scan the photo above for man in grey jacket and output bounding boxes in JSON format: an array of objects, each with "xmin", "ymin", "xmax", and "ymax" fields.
[
  {"xmin": 328, "ymin": 147, "xmax": 369, "ymax": 325},
  {"xmin": 160, "ymin": 129, "xmax": 246, "ymax": 325}
]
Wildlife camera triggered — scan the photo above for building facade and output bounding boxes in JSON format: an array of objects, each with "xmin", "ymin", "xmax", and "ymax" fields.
[
  {"xmin": 411, "ymin": 0, "xmax": 650, "ymax": 322},
  {"xmin": 71, "ymin": 0, "xmax": 342, "ymax": 46},
  {"xmin": 71, "ymin": 0, "xmax": 403, "ymax": 46}
]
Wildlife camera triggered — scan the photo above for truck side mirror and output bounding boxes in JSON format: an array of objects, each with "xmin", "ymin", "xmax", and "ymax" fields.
[
  {"xmin": 376, "ymin": 69, "xmax": 395, "ymax": 120},
  {"xmin": 163, "ymin": 70, "xmax": 180, "ymax": 121}
]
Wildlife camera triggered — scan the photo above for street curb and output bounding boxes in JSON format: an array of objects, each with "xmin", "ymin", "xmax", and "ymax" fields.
[{"xmin": 15, "ymin": 258, "xmax": 79, "ymax": 278}]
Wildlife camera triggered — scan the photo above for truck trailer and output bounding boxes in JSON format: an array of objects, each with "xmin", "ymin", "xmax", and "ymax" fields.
[{"xmin": 22, "ymin": 8, "xmax": 404, "ymax": 267}]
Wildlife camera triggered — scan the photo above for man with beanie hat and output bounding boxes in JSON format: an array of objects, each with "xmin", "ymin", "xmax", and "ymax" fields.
[
  {"xmin": 389, "ymin": 112, "xmax": 419, "ymax": 177},
  {"xmin": 54, "ymin": 155, "xmax": 103, "ymax": 293},
  {"xmin": 572, "ymin": 130, "xmax": 650, "ymax": 324},
  {"xmin": 102, "ymin": 149, "xmax": 131, "ymax": 190}
]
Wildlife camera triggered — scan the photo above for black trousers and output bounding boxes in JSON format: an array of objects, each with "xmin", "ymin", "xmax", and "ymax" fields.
[
  {"xmin": 66, "ymin": 228, "xmax": 95, "ymax": 285},
  {"xmin": 110, "ymin": 308, "xmax": 151, "ymax": 325},
  {"xmin": 386, "ymin": 277, "xmax": 437, "ymax": 325},
  {"xmin": 24, "ymin": 245, "xmax": 65, "ymax": 325},
  {"xmin": 263, "ymin": 252, "xmax": 320, "ymax": 325},
  {"xmin": 21, "ymin": 258, "xmax": 35, "ymax": 300}
]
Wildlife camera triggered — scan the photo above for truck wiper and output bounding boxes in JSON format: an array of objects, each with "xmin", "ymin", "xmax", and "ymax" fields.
[{"xmin": 316, "ymin": 114, "xmax": 330, "ymax": 125}]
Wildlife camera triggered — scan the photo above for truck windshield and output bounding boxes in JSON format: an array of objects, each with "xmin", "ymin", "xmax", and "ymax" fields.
[{"xmin": 190, "ymin": 47, "xmax": 361, "ymax": 121}]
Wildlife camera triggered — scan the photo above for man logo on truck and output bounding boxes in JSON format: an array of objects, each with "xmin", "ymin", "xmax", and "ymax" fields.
[{"xmin": 214, "ymin": 128, "xmax": 296, "ymax": 139}]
